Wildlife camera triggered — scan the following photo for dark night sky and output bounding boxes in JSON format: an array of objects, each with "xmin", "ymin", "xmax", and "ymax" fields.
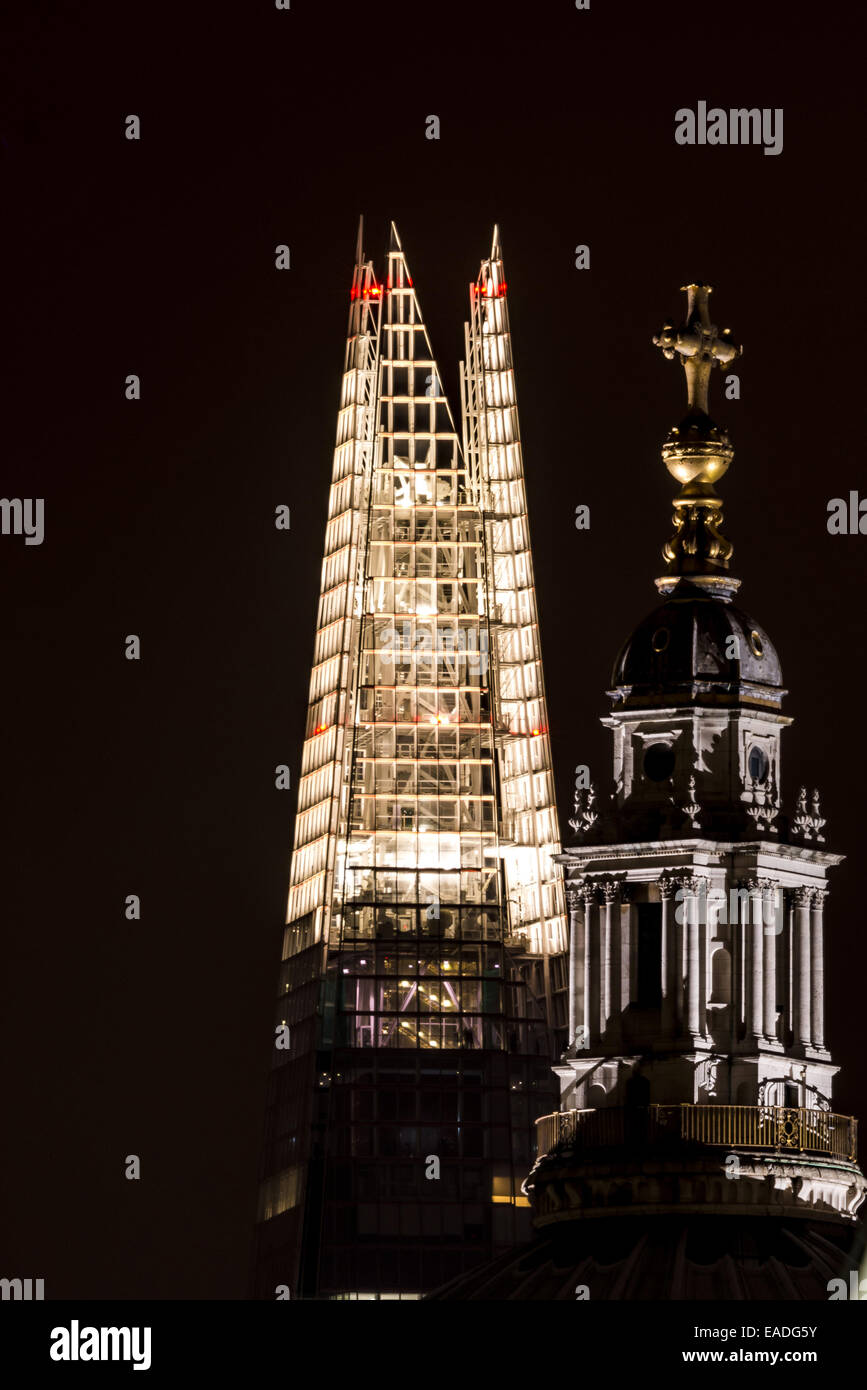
[{"xmin": 3, "ymin": 1, "xmax": 865, "ymax": 1299}]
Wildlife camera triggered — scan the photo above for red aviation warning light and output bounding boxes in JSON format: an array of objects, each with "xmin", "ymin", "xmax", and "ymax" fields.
[
  {"xmin": 350, "ymin": 279, "xmax": 383, "ymax": 301},
  {"xmin": 474, "ymin": 279, "xmax": 507, "ymax": 299}
]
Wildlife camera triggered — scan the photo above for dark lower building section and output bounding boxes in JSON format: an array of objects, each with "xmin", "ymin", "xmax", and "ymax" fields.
[
  {"xmin": 251, "ymin": 932, "xmax": 557, "ymax": 1298},
  {"xmin": 313, "ymin": 1050, "xmax": 553, "ymax": 1297},
  {"xmin": 253, "ymin": 1048, "xmax": 556, "ymax": 1298}
]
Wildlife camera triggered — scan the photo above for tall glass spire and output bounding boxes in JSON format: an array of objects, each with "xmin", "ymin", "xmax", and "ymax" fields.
[
  {"xmin": 285, "ymin": 218, "xmax": 381, "ymax": 954},
  {"xmin": 338, "ymin": 220, "xmax": 508, "ymax": 1031},
  {"xmin": 252, "ymin": 225, "xmax": 563, "ymax": 1300},
  {"xmin": 462, "ymin": 229, "xmax": 568, "ymax": 992}
]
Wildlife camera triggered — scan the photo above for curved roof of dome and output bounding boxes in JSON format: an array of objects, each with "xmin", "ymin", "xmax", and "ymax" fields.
[
  {"xmin": 610, "ymin": 580, "xmax": 784, "ymax": 708},
  {"xmin": 427, "ymin": 1215, "xmax": 864, "ymax": 1301}
]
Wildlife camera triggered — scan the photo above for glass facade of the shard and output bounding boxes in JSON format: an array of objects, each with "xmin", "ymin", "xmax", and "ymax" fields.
[{"xmin": 252, "ymin": 227, "xmax": 566, "ymax": 1299}]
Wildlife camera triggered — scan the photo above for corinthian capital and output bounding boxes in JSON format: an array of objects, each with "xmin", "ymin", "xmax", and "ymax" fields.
[
  {"xmin": 599, "ymin": 877, "xmax": 619, "ymax": 904},
  {"xmin": 745, "ymin": 876, "xmax": 775, "ymax": 895},
  {"xmin": 565, "ymin": 884, "xmax": 583, "ymax": 914},
  {"xmin": 678, "ymin": 874, "xmax": 705, "ymax": 895},
  {"xmin": 657, "ymin": 870, "xmax": 678, "ymax": 900}
]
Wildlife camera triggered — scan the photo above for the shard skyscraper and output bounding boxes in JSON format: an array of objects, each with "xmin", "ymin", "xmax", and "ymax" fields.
[{"xmin": 251, "ymin": 224, "xmax": 567, "ymax": 1299}]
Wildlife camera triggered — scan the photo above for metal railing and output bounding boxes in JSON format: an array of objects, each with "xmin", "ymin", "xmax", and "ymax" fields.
[{"xmin": 535, "ymin": 1104, "xmax": 858, "ymax": 1162}]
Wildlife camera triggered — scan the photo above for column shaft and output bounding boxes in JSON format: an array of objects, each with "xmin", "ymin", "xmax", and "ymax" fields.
[
  {"xmin": 687, "ymin": 890, "xmax": 701, "ymax": 1038},
  {"xmin": 762, "ymin": 887, "xmax": 778, "ymax": 1041},
  {"xmin": 584, "ymin": 893, "xmax": 595, "ymax": 1049},
  {"xmin": 661, "ymin": 891, "xmax": 675, "ymax": 1035},
  {"xmin": 601, "ymin": 894, "xmax": 615, "ymax": 1037},
  {"xmin": 675, "ymin": 894, "xmax": 685, "ymax": 1036},
  {"xmin": 795, "ymin": 891, "xmax": 812, "ymax": 1048},
  {"xmin": 567, "ymin": 893, "xmax": 580, "ymax": 1047},
  {"xmin": 612, "ymin": 890, "xmax": 625, "ymax": 1046},
  {"xmin": 749, "ymin": 886, "xmax": 764, "ymax": 1041},
  {"xmin": 810, "ymin": 891, "xmax": 825, "ymax": 1050}
]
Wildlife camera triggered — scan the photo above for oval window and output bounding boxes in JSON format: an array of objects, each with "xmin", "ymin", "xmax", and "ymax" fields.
[
  {"xmin": 644, "ymin": 743, "xmax": 675, "ymax": 782},
  {"xmin": 748, "ymin": 745, "xmax": 769, "ymax": 782},
  {"xmin": 749, "ymin": 629, "xmax": 764, "ymax": 659},
  {"xmin": 651, "ymin": 627, "xmax": 670, "ymax": 653}
]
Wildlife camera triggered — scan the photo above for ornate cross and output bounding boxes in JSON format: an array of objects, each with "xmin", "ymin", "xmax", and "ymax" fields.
[{"xmin": 653, "ymin": 283, "xmax": 741, "ymax": 416}]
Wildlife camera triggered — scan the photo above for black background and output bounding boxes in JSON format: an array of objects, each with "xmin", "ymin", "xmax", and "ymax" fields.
[{"xmin": 3, "ymin": 0, "xmax": 865, "ymax": 1299}]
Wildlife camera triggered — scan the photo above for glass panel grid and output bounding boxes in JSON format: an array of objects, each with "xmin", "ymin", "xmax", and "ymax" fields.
[
  {"xmin": 333, "ymin": 241, "xmax": 522, "ymax": 1053},
  {"xmin": 461, "ymin": 241, "xmax": 567, "ymax": 967}
]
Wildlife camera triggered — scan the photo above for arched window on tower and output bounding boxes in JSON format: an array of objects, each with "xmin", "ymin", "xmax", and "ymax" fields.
[{"xmin": 748, "ymin": 744, "xmax": 769, "ymax": 784}]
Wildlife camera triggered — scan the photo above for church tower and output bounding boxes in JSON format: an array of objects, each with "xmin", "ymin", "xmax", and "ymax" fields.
[
  {"xmin": 551, "ymin": 279, "xmax": 864, "ymax": 1248},
  {"xmin": 430, "ymin": 282, "xmax": 866, "ymax": 1300}
]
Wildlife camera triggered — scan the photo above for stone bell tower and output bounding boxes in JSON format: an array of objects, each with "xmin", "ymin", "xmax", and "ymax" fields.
[
  {"xmin": 426, "ymin": 282, "xmax": 866, "ymax": 1299},
  {"xmin": 545, "ymin": 282, "xmax": 865, "ymax": 1230}
]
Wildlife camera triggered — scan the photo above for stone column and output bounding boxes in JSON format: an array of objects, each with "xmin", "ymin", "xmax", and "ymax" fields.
[
  {"xmin": 614, "ymin": 882, "xmax": 629, "ymax": 1047},
  {"xmin": 582, "ymin": 883, "xmax": 598, "ymax": 1050},
  {"xmin": 735, "ymin": 881, "xmax": 746, "ymax": 1033},
  {"xmin": 599, "ymin": 878, "xmax": 618, "ymax": 1039},
  {"xmin": 659, "ymin": 872, "xmax": 677, "ymax": 1037},
  {"xmin": 793, "ymin": 886, "xmax": 812, "ymax": 1048},
  {"xmin": 762, "ymin": 880, "xmax": 779, "ymax": 1042},
  {"xmin": 680, "ymin": 876, "xmax": 703, "ymax": 1040},
  {"xmin": 697, "ymin": 878, "xmax": 709, "ymax": 1042},
  {"xmin": 810, "ymin": 887, "xmax": 826, "ymax": 1050},
  {"xmin": 674, "ymin": 874, "xmax": 687, "ymax": 1037},
  {"xmin": 747, "ymin": 878, "xmax": 764, "ymax": 1043},
  {"xmin": 616, "ymin": 884, "xmax": 630, "ymax": 1017},
  {"xmin": 565, "ymin": 885, "xmax": 582, "ymax": 1051}
]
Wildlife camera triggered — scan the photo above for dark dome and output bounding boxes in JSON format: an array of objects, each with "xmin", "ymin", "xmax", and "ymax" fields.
[
  {"xmin": 610, "ymin": 580, "xmax": 783, "ymax": 708},
  {"xmin": 426, "ymin": 1215, "xmax": 864, "ymax": 1300}
]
